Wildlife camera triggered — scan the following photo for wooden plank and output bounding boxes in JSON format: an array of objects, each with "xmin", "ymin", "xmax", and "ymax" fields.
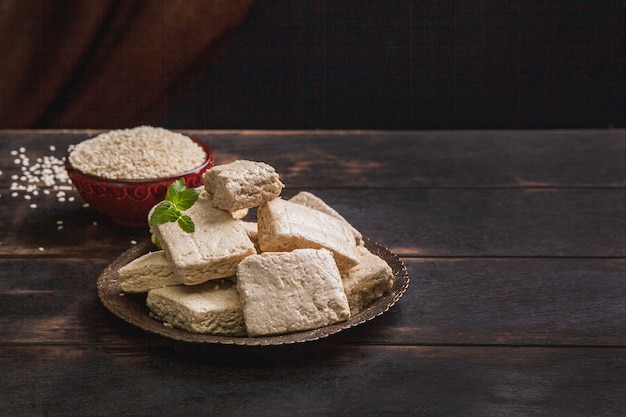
[
  {"xmin": 1, "ymin": 344, "xmax": 624, "ymax": 416},
  {"xmin": 1, "ymin": 130, "xmax": 624, "ymax": 189},
  {"xmin": 344, "ymin": 258, "xmax": 626, "ymax": 346},
  {"xmin": 1, "ymin": 187, "xmax": 624, "ymax": 258},
  {"xmin": 294, "ymin": 188, "xmax": 626, "ymax": 257},
  {"xmin": 0, "ymin": 190, "xmax": 150, "ymax": 257},
  {"xmin": 194, "ymin": 130, "xmax": 626, "ymax": 188},
  {"xmin": 2, "ymin": 258, "xmax": 623, "ymax": 346}
]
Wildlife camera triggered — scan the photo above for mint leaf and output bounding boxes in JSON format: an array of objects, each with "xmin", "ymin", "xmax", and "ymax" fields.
[
  {"xmin": 165, "ymin": 178, "xmax": 187, "ymax": 201},
  {"xmin": 178, "ymin": 215, "xmax": 195, "ymax": 233},
  {"xmin": 148, "ymin": 180, "xmax": 199, "ymax": 233},
  {"xmin": 171, "ymin": 188, "xmax": 200, "ymax": 211},
  {"xmin": 149, "ymin": 201, "xmax": 180, "ymax": 226}
]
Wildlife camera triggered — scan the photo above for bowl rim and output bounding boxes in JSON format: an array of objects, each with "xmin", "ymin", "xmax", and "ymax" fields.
[{"xmin": 65, "ymin": 136, "xmax": 214, "ymax": 185}]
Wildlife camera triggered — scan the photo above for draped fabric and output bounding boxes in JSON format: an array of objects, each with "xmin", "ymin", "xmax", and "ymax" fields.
[{"xmin": 0, "ymin": 0, "xmax": 252, "ymax": 128}]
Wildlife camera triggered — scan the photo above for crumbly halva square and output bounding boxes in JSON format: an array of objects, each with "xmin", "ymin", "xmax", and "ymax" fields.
[
  {"xmin": 289, "ymin": 191, "xmax": 363, "ymax": 245},
  {"xmin": 236, "ymin": 248, "xmax": 351, "ymax": 336},
  {"xmin": 257, "ymin": 198, "xmax": 359, "ymax": 271},
  {"xmin": 152, "ymin": 191, "xmax": 257, "ymax": 285},
  {"xmin": 118, "ymin": 250, "xmax": 180, "ymax": 293},
  {"xmin": 203, "ymin": 160, "xmax": 284, "ymax": 212},
  {"xmin": 342, "ymin": 245, "xmax": 394, "ymax": 315},
  {"xmin": 238, "ymin": 220, "xmax": 260, "ymax": 252},
  {"xmin": 146, "ymin": 279, "xmax": 246, "ymax": 336}
]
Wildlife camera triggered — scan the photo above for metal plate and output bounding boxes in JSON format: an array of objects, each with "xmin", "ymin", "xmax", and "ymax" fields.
[{"xmin": 98, "ymin": 237, "xmax": 410, "ymax": 345}]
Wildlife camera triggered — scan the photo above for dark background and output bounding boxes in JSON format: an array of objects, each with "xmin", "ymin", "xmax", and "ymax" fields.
[{"xmin": 156, "ymin": 0, "xmax": 625, "ymax": 130}]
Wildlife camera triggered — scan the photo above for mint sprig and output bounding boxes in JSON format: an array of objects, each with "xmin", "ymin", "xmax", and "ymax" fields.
[{"xmin": 149, "ymin": 179, "xmax": 199, "ymax": 233}]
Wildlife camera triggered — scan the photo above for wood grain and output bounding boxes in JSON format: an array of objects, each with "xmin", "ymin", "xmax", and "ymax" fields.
[
  {"xmin": 1, "ymin": 344, "xmax": 624, "ymax": 416},
  {"xmin": 1, "ymin": 130, "xmax": 624, "ymax": 416},
  {"xmin": 2, "ymin": 257, "xmax": 623, "ymax": 346},
  {"xmin": 1, "ymin": 130, "xmax": 624, "ymax": 188},
  {"xmin": 2, "ymin": 188, "xmax": 624, "ymax": 258}
]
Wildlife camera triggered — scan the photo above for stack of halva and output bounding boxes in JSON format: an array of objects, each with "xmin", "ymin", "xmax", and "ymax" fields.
[{"xmin": 119, "ymin": 160, "xmax": 394, "ymax": 337}]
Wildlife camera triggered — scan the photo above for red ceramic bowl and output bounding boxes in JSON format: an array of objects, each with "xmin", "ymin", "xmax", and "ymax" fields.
[{"xmin": 65, "ymin": 137, "xmax": 214, "ymax": 228}]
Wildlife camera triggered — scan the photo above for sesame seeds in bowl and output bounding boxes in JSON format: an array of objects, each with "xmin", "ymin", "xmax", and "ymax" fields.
[
  {"xmin": 68, "ymin": 126, "xmax": 208, "ymax": 180},
  {"xmin": 65, "ymin": 126, "xmax": 214, "ymax": 228}
]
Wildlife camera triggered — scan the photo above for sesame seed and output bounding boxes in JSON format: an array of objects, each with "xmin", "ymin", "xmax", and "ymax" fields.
[
  {"xmin": 5, "ymin": 145, "xmax": 75, "ymax": 206},
  {"xmin": 68, "ymin": 126, "xmax": 206, "ymax": 180}
]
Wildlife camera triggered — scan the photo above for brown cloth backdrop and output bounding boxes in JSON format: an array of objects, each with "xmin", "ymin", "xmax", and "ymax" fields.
[{"xmin": 0, "ymin": 0, "xmax": 252, "ymax": 129}]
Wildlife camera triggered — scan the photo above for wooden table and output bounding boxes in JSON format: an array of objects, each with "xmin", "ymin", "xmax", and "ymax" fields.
[{"xmin": 1, "ymin": 129, "xmax": 624, "ymax": 416}]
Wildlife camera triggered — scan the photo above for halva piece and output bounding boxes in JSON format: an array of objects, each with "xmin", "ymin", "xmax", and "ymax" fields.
[
  {"xmin": 152, "ymin": 191, "xmax": 257, "ymax": 285},
  {"xmin": 118, "ymin": 250, "xmax": 180, "ymax": 293},
  {"xmin": 146, "ymin": 279, "xmax": 246, "ymax": 336},
  {"xmin": 342, "ymin": 245, "xmax": 394, "ymax": 315},
  {"xmin": 257, "ymin": 198, "xmax": 359, "ymax": 271},
  {"xmin": 238, "ymin": 220, "xmax": 260, "ymax": 252},
  {"xmin": 236, "ymin": 248, "xmax": 351, "ymax": 336},
  {"xmin": 289, "ymin": 191, "xmax": 363, "ymax": 245},
  {"xmin": 203, "ymin": 160, "xmax": 284, "ymax": 212}
]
